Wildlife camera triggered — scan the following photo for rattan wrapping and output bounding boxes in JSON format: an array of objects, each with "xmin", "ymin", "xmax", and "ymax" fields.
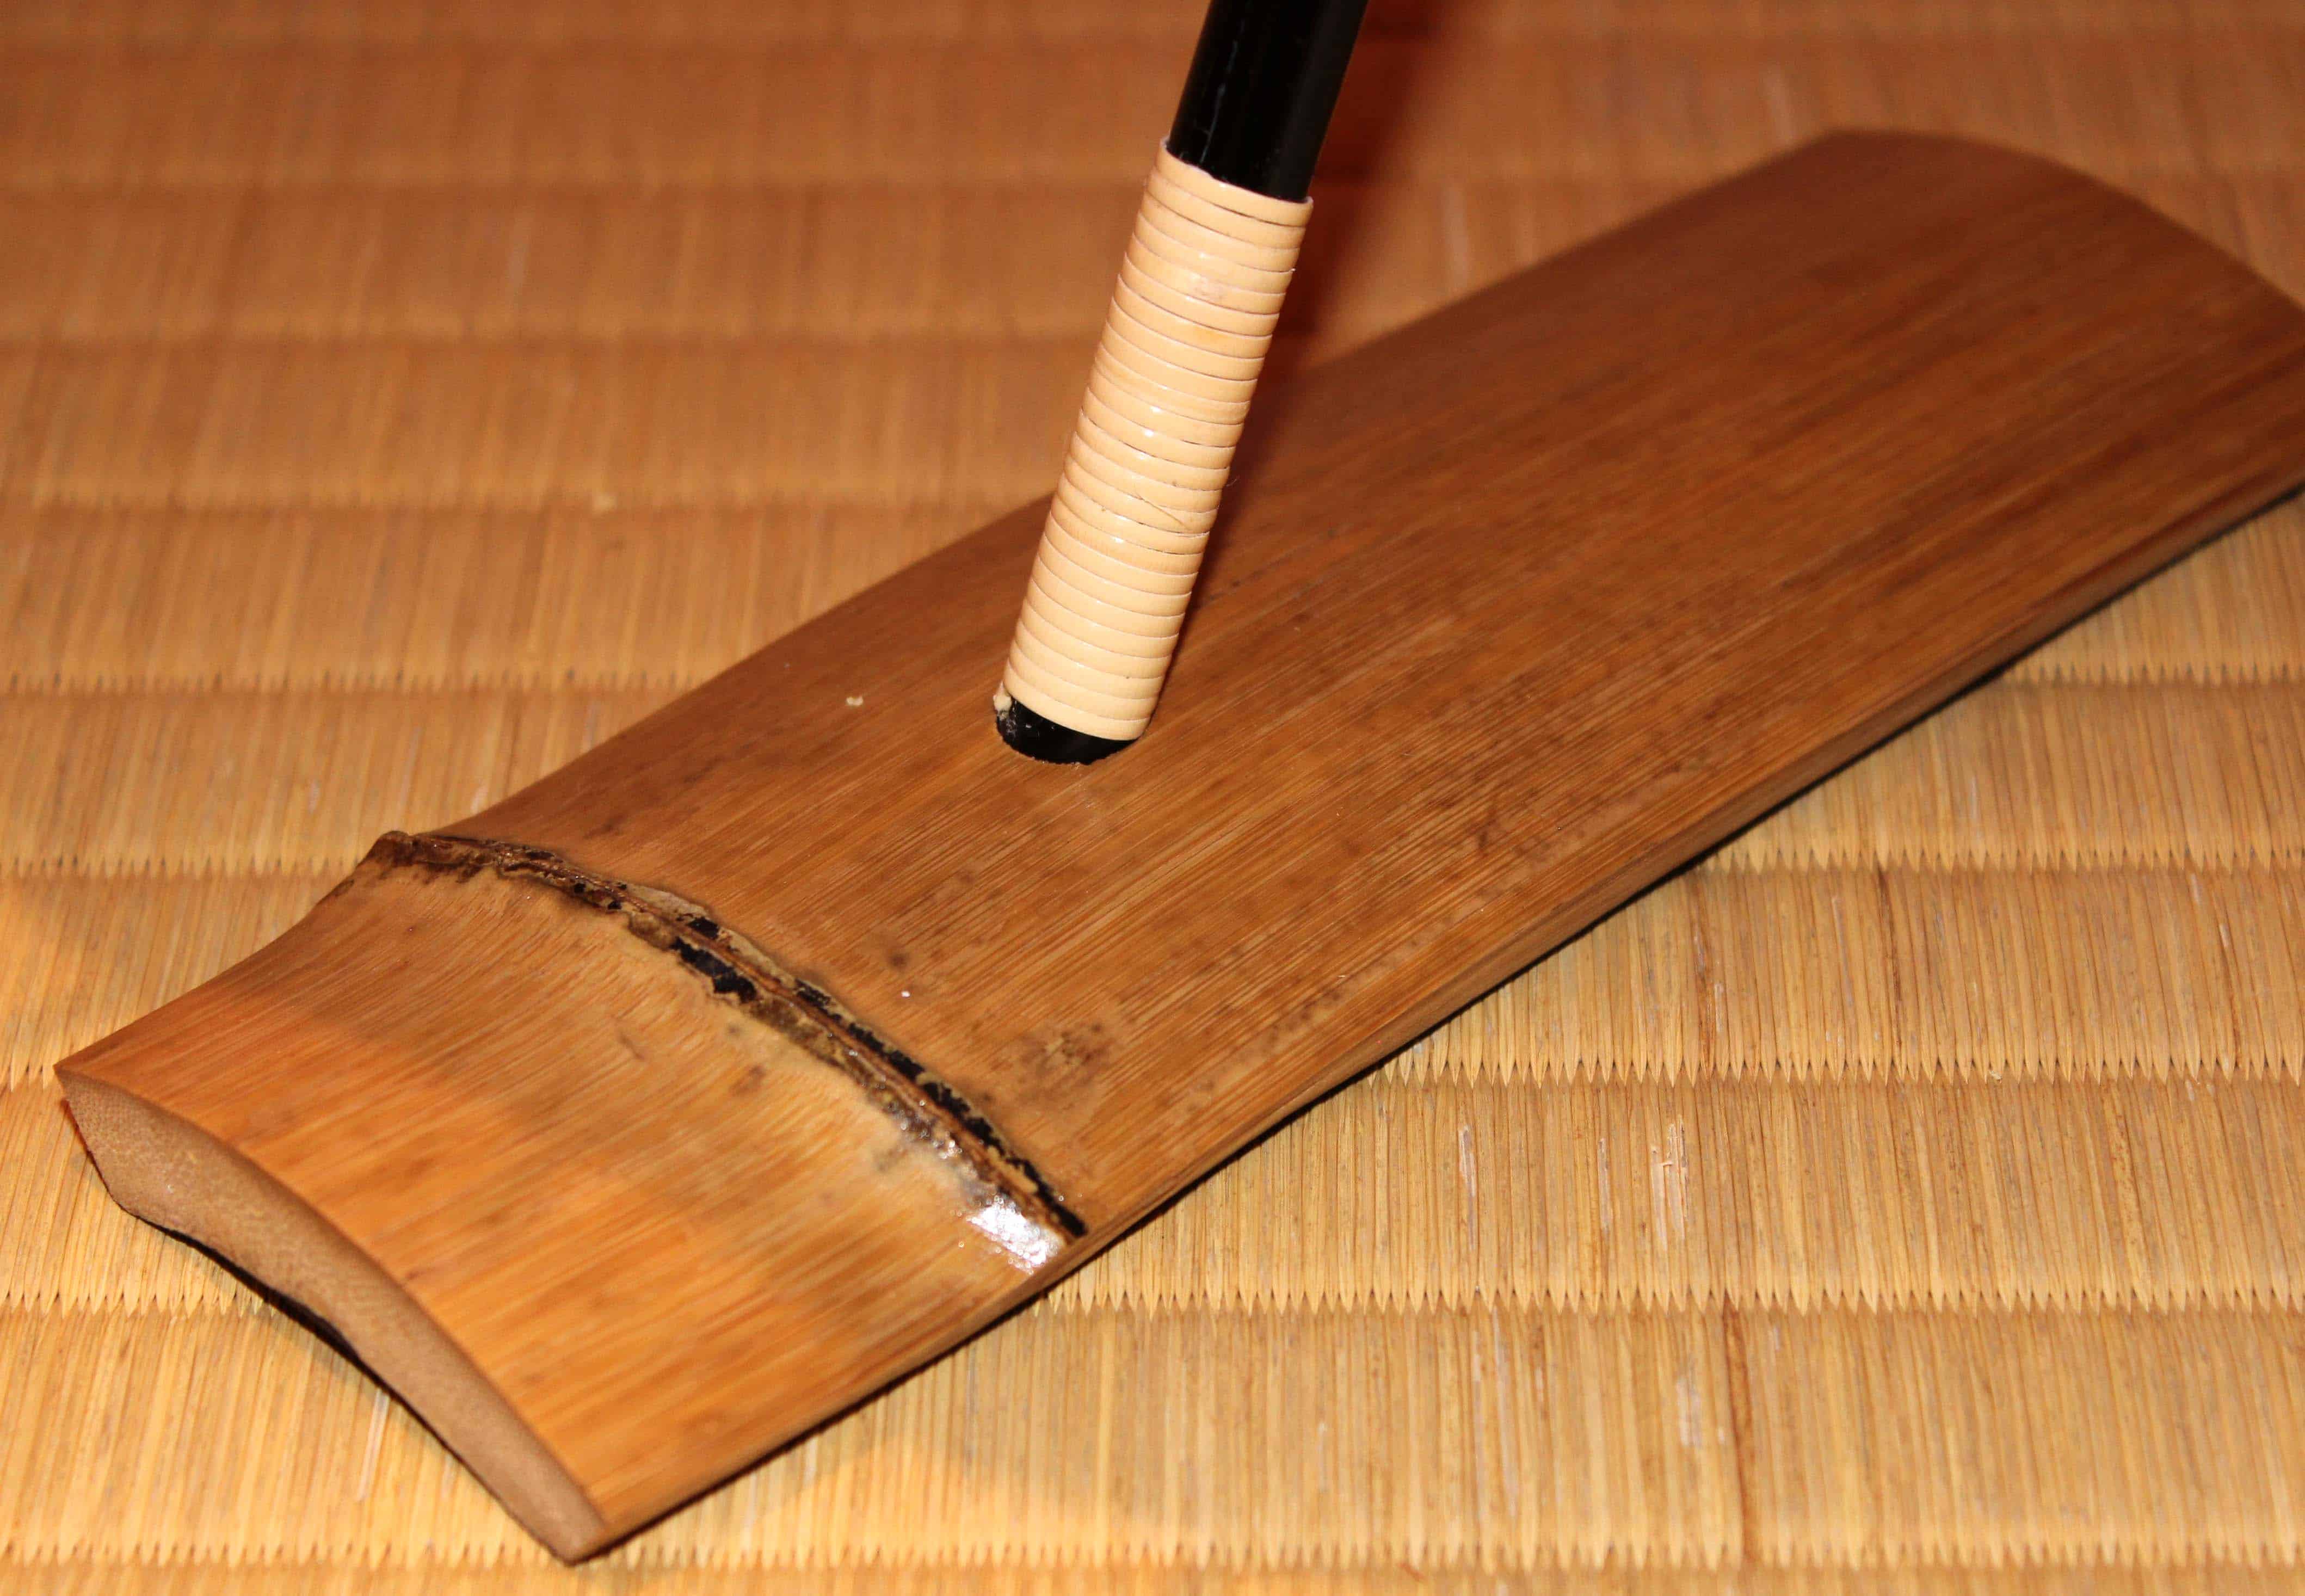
[{"xmin": 1001, "ymin": 146, "xmax": 1309, "ymax": 740}]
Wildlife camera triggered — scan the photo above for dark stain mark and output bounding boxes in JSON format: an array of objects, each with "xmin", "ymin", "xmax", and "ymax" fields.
[
  {"xmin": 782, "ymin": 971, "xmax": 1086, "ymax": 1239},
  {"xmin": 360, "ymin": 830, "xmax": 1086, "ymax": 1243},
  {"xmin": 1034, "ymin": 1024, "xmax": 1112, "ymax": 1082},
  {"xmin": 675, "ymin": 939, "xmax": 757, "ymax": 1001}
]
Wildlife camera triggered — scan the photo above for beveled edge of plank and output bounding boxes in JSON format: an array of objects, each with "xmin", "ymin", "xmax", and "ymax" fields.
[
  {"xmin": 55, "ymin": 834, "xmax": 1077, "ymax": 1556},
  {"xmin": 52, "ymin": 1070, "xmax": 609, "ymax": 1557}
]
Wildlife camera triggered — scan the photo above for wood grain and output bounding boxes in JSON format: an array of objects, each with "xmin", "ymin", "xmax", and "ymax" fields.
[{"xmin": 47, "ymin": 129, "xmax": 2305, "ymax": 1560}]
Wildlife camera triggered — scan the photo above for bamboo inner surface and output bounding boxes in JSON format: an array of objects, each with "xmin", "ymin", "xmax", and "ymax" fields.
[{"xmin": 5, "ymin": 1, "xmax": 2305, "ymax": 1592}]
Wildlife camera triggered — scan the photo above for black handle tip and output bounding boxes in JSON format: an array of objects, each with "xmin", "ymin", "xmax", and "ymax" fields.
[{"xmin": 995, "ymin": 698, "xmax": 1133, "ymax": 765}]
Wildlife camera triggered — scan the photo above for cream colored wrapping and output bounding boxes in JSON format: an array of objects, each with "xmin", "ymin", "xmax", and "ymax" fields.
[{"xmin": 998, "ymin": 145, "xmax": 1311, "ymax": 742}]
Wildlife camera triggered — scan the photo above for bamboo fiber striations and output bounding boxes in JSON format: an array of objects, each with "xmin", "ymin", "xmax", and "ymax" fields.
[{"xmin": 10, "ymin": 1, "xmax": 2305, "ymax": 1591}]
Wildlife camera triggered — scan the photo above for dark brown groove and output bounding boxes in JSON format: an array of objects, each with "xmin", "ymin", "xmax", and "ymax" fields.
[{"xmin": 364, "ymin": 830, "xmax": 1087, "ymax": 1241}]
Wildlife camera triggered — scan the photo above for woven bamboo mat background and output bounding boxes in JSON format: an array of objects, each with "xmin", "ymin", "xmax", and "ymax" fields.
[{"xmin": 5, "ymin": 0, "xmax": 2305, "ymax": 1589}]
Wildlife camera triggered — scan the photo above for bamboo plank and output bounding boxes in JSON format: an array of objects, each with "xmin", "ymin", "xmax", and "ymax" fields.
[
  {"xmin": 9, "ymin": 864, "xmax": 2302, "ymax": 1098},
  {"xmin": 53, "ymin": 134, "xmax": 2305, "ymax": 1552},
  {"xmin": 16, "ymin": 1064, "xmax": 2305, "ymax": 1316},
  {"xmin": 4, "ymin": 501, "xmax": 2302, "ymax": 695},
  {"xmin": 9, "ymin": 680, "xmax": 2304, "ymax": 876}
]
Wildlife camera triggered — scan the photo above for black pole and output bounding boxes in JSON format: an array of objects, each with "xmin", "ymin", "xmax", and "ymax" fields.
[
  {"xmin": 995, "ymin": 0, "xmax": 1368, "ymax": 766},
  {"xmin": 1167, "ymin": 0, "xmax": 1371, "ymax": 202}
]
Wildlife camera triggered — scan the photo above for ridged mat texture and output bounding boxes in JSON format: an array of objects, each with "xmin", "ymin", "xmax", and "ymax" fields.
[{"xmin": 3, "ymin": 0, "xmax": 2305, "ymax": 1591}]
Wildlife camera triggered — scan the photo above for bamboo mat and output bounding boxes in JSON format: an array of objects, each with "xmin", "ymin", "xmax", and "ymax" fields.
[{"xmin": 5, "ymin": 0, "xmax": 2305, "ymax": 1589}]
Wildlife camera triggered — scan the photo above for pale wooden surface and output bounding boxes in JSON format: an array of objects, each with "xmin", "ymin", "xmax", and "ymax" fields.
[{"xmin": 5, "ymin": 0, "xmax": 2305, "ymax": 1589}]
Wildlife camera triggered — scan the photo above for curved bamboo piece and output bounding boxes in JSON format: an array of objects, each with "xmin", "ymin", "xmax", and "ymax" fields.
[{"xmin": 56, "ymin": 134, "xmax": 2305, "ymax": 1559}]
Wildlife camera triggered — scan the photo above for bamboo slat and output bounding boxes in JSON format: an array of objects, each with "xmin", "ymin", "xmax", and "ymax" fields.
[
  {"xmin": 7, "ymin": 0, "xmax": 2305, "ymax": 1588},
  {"xmin": 50, "ymin": 131, "xmax": 2305, "ymax": 1552},
  {"xmin": 14, "ymin": 1063, "xmax": 2305, "ymax": 1318},
  {"xmin": 4, "ymin": 500, "xmax": 2299, "ymax": 694},
  {"xmin": 8, "ymin": 678, "xmax": 2304, "ymax": 877}
]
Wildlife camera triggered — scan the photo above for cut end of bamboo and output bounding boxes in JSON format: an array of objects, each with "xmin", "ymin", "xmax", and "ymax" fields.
[
  {"xmin": 53, "ymin": 831, "xmax": 1073, "ymax": 1558},
  {"xmin": 56, "ymin": 1067, "xmax": 613, "ymax": 1557},
  {"xmin": 996, "ymin": 144, "xmax": 1311, "ymax": 759}
]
